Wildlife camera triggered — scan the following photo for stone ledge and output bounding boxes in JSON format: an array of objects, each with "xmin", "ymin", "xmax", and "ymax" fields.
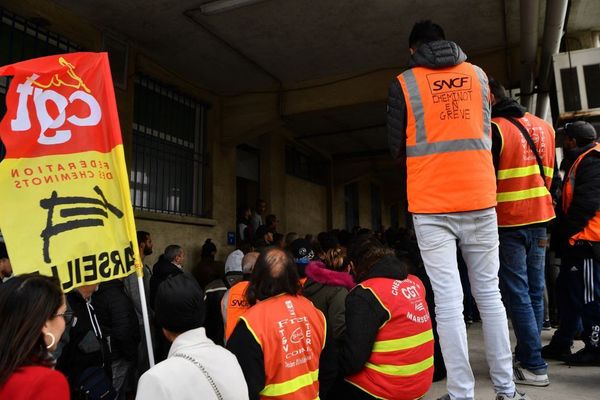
[{"xmin": 134, "ymin": 210, "xmax": 217, "ymax": 227}]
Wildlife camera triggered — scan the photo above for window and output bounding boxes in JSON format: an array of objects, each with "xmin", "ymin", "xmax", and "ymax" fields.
[
  {"xmin": 285, "ymin": 145, "xmax": 328, "ymax": 185},
  {"xmin": 560, "ymin": 67, "xmax": 581, "ymax": 112},
  {"xmin": 584, "ymin": 64, "xmax": 600, "ymax": 109},
  {"xmin": 344, "ymin": 182, "xmax": 359, "ymax": 231},
  {"xmin": 130, "ymin": 76, "xmax": 207, "ymax": 216},
  {"xmin": 0, "ymin": 7, "xmax": 81, "ymax": 161},
  {"xmin": 371, "ymin": 184, "xmax": 382, "ymax": 231}
]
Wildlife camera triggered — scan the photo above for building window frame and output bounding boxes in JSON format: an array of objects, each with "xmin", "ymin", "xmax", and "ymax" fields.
[{"xmin": 130, "ymin": 75, "xmax": 208, "ymax": 217}]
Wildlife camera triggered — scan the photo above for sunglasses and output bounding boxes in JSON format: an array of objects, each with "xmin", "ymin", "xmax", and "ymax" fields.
[{"xmin": 55, "ymin": 310, "xmax": 75, "ymax": 325}]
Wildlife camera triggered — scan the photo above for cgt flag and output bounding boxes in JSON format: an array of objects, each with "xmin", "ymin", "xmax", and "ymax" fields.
[{"xmin": 0, "ymin": 52, "xmax": 141, "ymax": 292}]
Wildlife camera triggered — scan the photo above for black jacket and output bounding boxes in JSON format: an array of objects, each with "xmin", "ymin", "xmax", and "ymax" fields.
[
  {"xmin": 204, "ymin": 278, "xmax": 229, "ymax": 346},
  {"xmin": 387, "ymin": 40, "xmax": 467, "ymax": 164},
  {"xmin": 149, "ymin": 255, "xmax": 183, "ymax": 308},
  {"xmin": 56, "ymin": 290, "xmax": 111, "ymax": 393},
  {"xmin": 93, "ymin": 280, "xmax": 141, "ymax": 362},
  {"xmin": 562, "ymin": 142, "xmax": 600, "ymax": 247},
  {"xmin": 338, "ymin": 256, "xmax": 408, "ymax": 379}
]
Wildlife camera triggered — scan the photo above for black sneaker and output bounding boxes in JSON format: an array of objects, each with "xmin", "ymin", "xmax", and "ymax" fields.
[
  {"xmin": 566, "ymin": 347, "xmax": 600, "ymax": 366},
  {"xmin": 541, "ymin": 342, "xmax": 571, "ymax": 361}
]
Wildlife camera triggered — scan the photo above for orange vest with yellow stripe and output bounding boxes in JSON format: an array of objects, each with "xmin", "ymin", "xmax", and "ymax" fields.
[
  {"xmin": 493, "ymin": 114, "xmax": 556, "ymax": 227},
  {"xmin": 562, "ymin": 143, "xmax": 600, "ymax": 244},
  {"xmin": 223, "ymin": 281, "xmax": 251, "ymax": 342},
  {"xmin": 240, "ymin": 294, "xmax": 326, "ymax": 400},
  {"xmin": 397, "ymin": 62, "xmax": 496, "ymax": 213},
  {"xmin": 345, "ymin": 275, "xmax": 434, "ymax": 400}
]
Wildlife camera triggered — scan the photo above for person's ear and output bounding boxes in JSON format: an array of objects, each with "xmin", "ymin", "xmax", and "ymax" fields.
[{"xmin": 409, "ymin": 48, "xmax": 415, "ymax": 55}]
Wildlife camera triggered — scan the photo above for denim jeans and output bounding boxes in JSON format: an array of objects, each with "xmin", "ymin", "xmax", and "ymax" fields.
[
  {"xmin": 413, "ymin": 209, "xmax": 515, "ymax": 400},
  {"xmin": 498, "ymin": 227, "xmax": 548, "ymax": 373}
]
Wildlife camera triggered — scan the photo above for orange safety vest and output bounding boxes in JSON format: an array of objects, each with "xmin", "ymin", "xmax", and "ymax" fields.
[
  {"xmin": 346, "ymin": 275, "xmax": 434, "ymax": 400},
  {"xmin": 562, "ymin": 143, "xmax": 600, "ymax": 245},
  {"xmin": 223, "ymin": 281, "xmax": 251, "ymax": 342},
  {"xmin": 493, "ymin": 114, "xmax": 556, "ymax": 227},
  {"xmin": 240, "ymin": 294, "xmax": 326, "ymax": 400},
  {"xmin": 397, "ymin": 62, "xmax": 496, "ymax": 213}
]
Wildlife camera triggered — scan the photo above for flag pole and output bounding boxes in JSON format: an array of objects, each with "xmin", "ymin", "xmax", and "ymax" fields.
[{"xmin": 137, "ymin": 274, "xmax": 155, "ymax": 367}]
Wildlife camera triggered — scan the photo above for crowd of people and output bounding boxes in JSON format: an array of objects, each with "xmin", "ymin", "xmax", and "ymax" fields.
[{"xmin": 0, "ymin": 19, "xmax": 599, "ymax": 400}]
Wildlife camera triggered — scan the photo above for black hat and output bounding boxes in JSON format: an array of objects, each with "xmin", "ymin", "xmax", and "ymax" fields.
[
  {"xmin": 155, "ymin": 273, "xmax": 205, "ymax": 333},
  {"xmin": 558, "ymin": 121, "xmax": 597, "ymax": 141},
  {"xmin": 289, "ymin": 239, "xmax": 315, "ymax": 266}
]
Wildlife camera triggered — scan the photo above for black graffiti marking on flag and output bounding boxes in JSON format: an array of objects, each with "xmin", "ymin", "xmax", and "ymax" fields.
[{"xmin": 40, "ymin": 185, "xmax": 124, "ymax": 263}]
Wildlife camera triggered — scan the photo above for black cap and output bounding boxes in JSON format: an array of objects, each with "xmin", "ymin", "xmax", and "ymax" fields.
[
  {"xmin": 155, "ymin": 273, "xmax": 205, "ymax": 333},
  {"xmin": 289, "ymin": 239, "xmax": 315, "ymax": 266},
  {"xmin": 558, "ymin": 121, "xmax": 597, "ymax": 141}
]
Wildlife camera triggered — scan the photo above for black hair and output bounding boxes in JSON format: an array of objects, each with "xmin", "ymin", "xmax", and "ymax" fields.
[
  {"xmin": 488, "ymin": 77, "xmax": 508, "ymax": 101},
  {"xmin": 0, "ymin": 274, "xmax": 63, "ymax": 387},
  {"xmin": 245, "ymin": 247, "xmax": 300, "ymax": 305},
  {"xmin": 265, "ymin": 214, "xmax": 278, "ymax": 227},
  {"xmin": 409, "ymin": 20, "xmax": 446, "ymax": 49},
  {"xmin": 136, "ymin": 230, "xmax": 150, "ymax": 244},
  {"xmin": 348, "ymin": 234, "xmax": 403, "ymax": 282}
]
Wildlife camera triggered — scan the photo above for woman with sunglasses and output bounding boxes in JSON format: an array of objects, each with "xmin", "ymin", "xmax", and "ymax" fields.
[{"xmin": 0, "ymin": 273, "xmax": 71, "ymax": 399}]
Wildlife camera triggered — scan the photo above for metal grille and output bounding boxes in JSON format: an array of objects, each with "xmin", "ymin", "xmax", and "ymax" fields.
[
  {"xmin": 0, "ymin": 7, "xmax": 81, "ymax": 161},
  {"xmin": 131, "ymin": 76, "xmax": 207, "ymax": 216}
]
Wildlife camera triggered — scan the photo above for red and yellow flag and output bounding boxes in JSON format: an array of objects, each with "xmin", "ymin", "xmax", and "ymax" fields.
[{"xmin": 0, "ymin": 52, "xmax": 140, "ymax": 291}]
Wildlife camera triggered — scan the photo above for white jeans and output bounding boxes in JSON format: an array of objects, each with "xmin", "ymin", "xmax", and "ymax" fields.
[{"xmin": 413, "ymin": 209, "xmax": 515, "ymax": 400}]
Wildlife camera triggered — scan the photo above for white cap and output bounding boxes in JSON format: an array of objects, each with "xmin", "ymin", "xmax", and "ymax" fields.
[{"xmin": 224, "ymin": 249, "xmax": 244, "ymax": 274}]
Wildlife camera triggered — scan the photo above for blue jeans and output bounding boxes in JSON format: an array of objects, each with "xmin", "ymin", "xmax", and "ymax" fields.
[{"xmin": 498, "ymin": 227, "xmax": 547, "ymax": 373}]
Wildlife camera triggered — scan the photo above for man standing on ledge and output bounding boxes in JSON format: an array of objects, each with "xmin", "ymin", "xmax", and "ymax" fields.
[{"xmin": 387, "ymin": 20, "xmax": 522, "ymax": 400}]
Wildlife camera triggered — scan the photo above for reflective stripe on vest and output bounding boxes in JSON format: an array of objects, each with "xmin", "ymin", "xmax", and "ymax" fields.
[
  {"xmin": 402, "ymin": 66, "xmax": 491, "ymax": 157},
  {"xmin": 497, "ymin": 165, "xmax": 554, "ymax": 180},
  {"xmin": 261, "ymin": 369, "xmax": 319, "ymax": 397},
  {"xmin": 372, "ymin": 329, "xmax": 434, "ymax": 352},
  {"xmin": 365, "ymin": 355, "xmax": 434, "ymax": 376},
  {"xmin": 562, "ymin": 143, "xmax": 600, "ymax": 244}
]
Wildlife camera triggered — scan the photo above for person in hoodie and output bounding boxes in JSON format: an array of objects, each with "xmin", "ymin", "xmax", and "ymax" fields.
[
  {"xmin": 303, "ymin": 245, "xmax": 354, "ymax": 339},
  {"xmin": 489, "ymin": 79, "xmax": 556, "ymax": 387},
  {"xmin": 387, "ymin": 20, "xmax": 521, "ymax": 400},
  {"xmin": 338, "ymin": 235, "xmax": 433, "ymax": 400}
]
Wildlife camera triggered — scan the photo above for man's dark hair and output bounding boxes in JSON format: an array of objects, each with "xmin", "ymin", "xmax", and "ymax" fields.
[
  {"xmin": 488, "ymin": 78, "xmax": 508, "ymax": 101},
  {"xmin": 137, "ymin": 230, "xmax": 150, "ymax": 244},
  {"xmin": 164, "ymin": 245, "xmax": 183, "ymax": 262},
  {"xmin": 348, "ymin": 234, "xmax": 403, "ymax": 282},
  {"xmin": 409, "ymin": 20, "xmax": 446, "ymax": 49},
  {"xmin": 265, "ymin": 214, "xmax": 277, "ymax": 227},
  {"xmin": 245, "ymin": 247, "xmax": 300, "ymax": 305}
]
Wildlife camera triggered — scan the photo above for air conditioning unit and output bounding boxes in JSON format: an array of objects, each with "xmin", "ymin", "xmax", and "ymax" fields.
[{"xmin": 553, "ymin": 47, "xmax": 600, "ymax": 119}]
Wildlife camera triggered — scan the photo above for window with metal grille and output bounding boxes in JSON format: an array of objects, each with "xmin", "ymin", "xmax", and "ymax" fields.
[
  {"xmin": 0, "ymin": 7, "xmax": 81, "ymax": 161},
  {"xmin": 131, "ymin": 76, "xmax": 207, "ymax": 217}
]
